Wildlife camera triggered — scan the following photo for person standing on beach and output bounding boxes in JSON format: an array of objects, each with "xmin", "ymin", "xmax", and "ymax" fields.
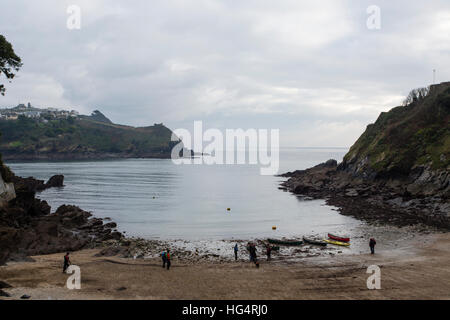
[
  {"xmin": 161, "ymin": 250, "xmax": 167, "ymax": 268},
  {"xmin": 369, "ymin": 238, "xmax": 376, "ymax": 254},
  {"xmin": 266, "ymin": 245, "xmax": 272, "ymax": 261},
  {"xmin": 234, "ymin": 244, "xmax": 238, "ymax": 261},
  {"xmin": 249, "ymin": 244, "xmax": 257, "ymax": 264},
  {"xmin": 166, "ymin": 249, "xmax": 171, "ymax": 270},
  {"xmin": 63, "ymin": 252, "xmax": 71, "ymax": 273},
  {"xmin": 246, "ymin": 242, "xmax": 252, "ymax": 261}
]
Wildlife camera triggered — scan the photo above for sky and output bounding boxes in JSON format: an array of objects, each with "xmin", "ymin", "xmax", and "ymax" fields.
[{"xmin": 0, "ymin": 0, "xmax": 449, "ymax": 147}]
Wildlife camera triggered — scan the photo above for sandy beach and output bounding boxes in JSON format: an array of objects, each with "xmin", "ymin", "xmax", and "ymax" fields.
[{"xmin": 1, "ymin": 232, "xmax": 449, "ymax": 300}]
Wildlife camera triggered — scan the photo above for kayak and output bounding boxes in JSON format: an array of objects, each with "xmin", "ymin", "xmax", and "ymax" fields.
[
  {"xmin": 302, "ymin": 236, "xmax": 327, "ymax": 246},
  {"xmin": 328, "ymin": 233, "xmax": 350, "ymax": 243},
  {"xmin": 267, "ymin": 238, "xmax": 303, "ymax": 246},
  {"xmin": 323, "ymin": 239, "xmax": 350, "ymax": 247}
]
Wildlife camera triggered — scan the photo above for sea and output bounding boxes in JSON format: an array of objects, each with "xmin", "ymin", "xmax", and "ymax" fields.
[{"xmin": 8, "ymin": 148, "xmax": 424, "ymax": 255}]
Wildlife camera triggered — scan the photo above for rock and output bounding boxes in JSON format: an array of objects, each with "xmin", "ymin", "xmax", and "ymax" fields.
[
  {"xmin": 0, "ymin": 281, "xmax": 12, "ymax": 289},
  {"xmin": 120, "ymin": 239, "xmax": 131, "ymax": 246},
  {"xmin": 44, "ymin": 175, "xmax": 64, "ymax": 189},
  {"xmin": 89, "ymin": 218, "xmax": 104, "ymax": 226},
  {"xmin": 35, "ymin": 221, "xmax": 59, "ymax": 237},
  {"xmin": 13, "ymin": 174, "xmax": 65, "ymax": 193},
  {"xmin": 56, "ymin": 205, "xmax": 92, "ymax": 227},
  {"xmin": 345, "ymin": 189, "xmax": 359, "ymax": 197},
  {"xmin": 13, "ymin": 176, "xmax": 45, "ymax": 193},
  {"xmin": 110, "ymin": 231, "xmax": 122, "ymax": 240},
  {"xmin": 1, "ymin": 171, "xmax": 128, "ymax": 264},
  {"xmin": 32, "ymin": 199, "xmax": 51, "ymax": 216},
  {"xmin": 324, "ymin": 159, "xmax": 338, "ymax": 167},
  {"xmin": 104, "ymin": 222, "xmax": 117, "ymax": 229},
  {"xmin": 0, "ymin": 227, "xmax": 19, "ymax": 265},
  {"xmin": 0, "ymin": 174, "xmax": 16, "ymax": 207},
  {"xmin": 30, "ymin": 175, "xmax": 64, "ymax": 191},
  {"xmin": 0, "ymin": 289, "xmax": 11, "ymax": 297}
]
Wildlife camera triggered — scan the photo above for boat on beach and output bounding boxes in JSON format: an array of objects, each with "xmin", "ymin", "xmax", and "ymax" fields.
[
  {"xmin": 323, "ymin": 239, "xmax": 350, "ymax": 247},
  {"xmin": 328, "ymin": 233, "xmax": 350, "ymax": 243},
  {"xmin": 267, "ymin": 238, "xmax": 303, "ymax": 246},
  {"xmin": 302, "ymin": 236, "xmax": 327, "ymax": 246}
]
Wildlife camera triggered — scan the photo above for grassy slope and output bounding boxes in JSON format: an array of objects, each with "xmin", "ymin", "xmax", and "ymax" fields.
[
  {"xmin": 0, "ymin": 116, "xmax": 178, "ymax": 158},
  {"xmin": 343, "ymin": 82, "xmax": 450, "ymax": 177}
]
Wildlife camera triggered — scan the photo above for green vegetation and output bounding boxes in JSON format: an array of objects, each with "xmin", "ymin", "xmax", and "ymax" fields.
[
  {"xmin": 0, "ymin": 113, "xmax": 180, "ymax": 159},
  {"xmin": 0, "ymin": 34, "xmax": 22, "ymax": 96},
  {"xmin": 344, "ymin": 82, "xmax": 450, "ymax": 177}
]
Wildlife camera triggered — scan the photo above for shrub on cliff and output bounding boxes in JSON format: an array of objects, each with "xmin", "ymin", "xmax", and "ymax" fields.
[{"xmin": 343, "ymin": 82, "xmax": 450, "ymax": 178}]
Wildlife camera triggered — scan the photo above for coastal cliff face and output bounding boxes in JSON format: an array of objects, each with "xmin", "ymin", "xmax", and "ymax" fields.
[
  {"xmin": 282, "ymin": 82, "xmax": 450, "ymax": 229},
  {"xmin": 340, "ymin": 82, "xmax": 450, "ymax": 198}
]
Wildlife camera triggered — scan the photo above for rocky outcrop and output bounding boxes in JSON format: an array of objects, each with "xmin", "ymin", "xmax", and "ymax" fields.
[
  {"xmin": 0, "ymin": 174, "xmax": 15, "ymax": 207},
  {"xmin": 0, "ymin": 175, "xmax": 123, "ymax": 265},
  {"xmin": 42, "ymin": 174, "xmax": 64, "ymax": 189},
  {"xmin": 11, "ymin": 174, "xmax": 64, "ymax": 193},
  {"xmin": 281, "ymin": 160, "xmax": 450, "ymax": 229}
]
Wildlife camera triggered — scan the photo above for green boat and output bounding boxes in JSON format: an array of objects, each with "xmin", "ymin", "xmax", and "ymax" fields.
[
  {"xmin": 267, "ymin": 238, "xmax": 303, "ymax": 246},
  {"xmin": 302, "ymin": 236, "xmax": 327, "ymax": 247}
]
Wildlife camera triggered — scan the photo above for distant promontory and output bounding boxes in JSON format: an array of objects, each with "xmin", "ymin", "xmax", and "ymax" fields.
[{"xmin": 0, "ymin": 105, "xmax": 181, "ymax": 160}]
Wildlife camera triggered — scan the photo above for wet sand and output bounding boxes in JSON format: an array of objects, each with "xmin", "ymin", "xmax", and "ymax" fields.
[{"xmin": 0, "ymin": 233, "xmax": 449, "ymax": 300}]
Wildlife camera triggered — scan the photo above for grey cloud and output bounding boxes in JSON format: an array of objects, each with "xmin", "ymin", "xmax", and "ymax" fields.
[{"xmin": 0, "ymin": 0, "xmax": 449, "ymax": 147}]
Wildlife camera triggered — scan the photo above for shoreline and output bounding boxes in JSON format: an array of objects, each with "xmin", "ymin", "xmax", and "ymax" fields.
[
  {"xmin": 280, "ymin": 160, "xmax": 450, "ymax": 230},
  {"xmin": 1, "ymin": 232, "xmax": 448, "ymax": 299},
  {"xmin": 1, "ymin": 153, "xmax": 174, "ymax": 162},
  {"xmin": 2, "ymin": 165, "xmax": 448, "ymax": 299}
]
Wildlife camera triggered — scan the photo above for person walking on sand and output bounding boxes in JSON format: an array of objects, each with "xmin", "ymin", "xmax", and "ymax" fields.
[
  {"xmin": 246, "ymin": 242, "xmax": 252, "ymax": 261},
  {"xmin": 234, "ymin": 243, "xmax": 238, "ymax": 261},
  {"xmin": 161, "ymin": 250, "xmax": 167, "ymax": 268},
  {"xmin": 249, "ymin": 244, "xmax": 257, "ymax": 264},
  {"xmin": 369, "ymin": 238, "xmax": 376, "ymax": 254},
  {"xmin": 63, "ymin": 252, "xmax": 71, "ymax": 273},
  {"xmin": 266, "ymin": 244, "xmax": 272, "ymax": 261},
  {"xmin": 166, "ymin": 249, "xmax": 171, "ymax": 270}
]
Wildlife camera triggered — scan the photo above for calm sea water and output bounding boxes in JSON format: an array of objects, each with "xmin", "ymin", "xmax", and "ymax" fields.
[{"xmin": 8, "ymin": 148, "xmax": 365, "ymax": 240}]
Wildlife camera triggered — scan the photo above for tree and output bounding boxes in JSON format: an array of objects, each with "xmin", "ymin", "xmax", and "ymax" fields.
[
  {"xmin": 0, "ymin": 35, "xmax": 22, "ymax": 96},
  {"xmin": 402, "ymin": 86, "xmax": 430, "ymax": 106}
]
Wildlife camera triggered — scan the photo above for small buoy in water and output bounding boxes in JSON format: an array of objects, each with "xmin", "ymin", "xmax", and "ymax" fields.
[
  {"xmin": 272, "ymin": 226, "xmax": 277, "ymax": 230},
  {"xmin": 227, "ymin": 208, "xmax": 231, "ymax": 211}
]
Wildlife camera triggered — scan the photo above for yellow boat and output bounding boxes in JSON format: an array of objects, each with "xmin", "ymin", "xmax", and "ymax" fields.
[{"xmin": 323, "ymin": 239, "xmax": 350, "ymax": 247}]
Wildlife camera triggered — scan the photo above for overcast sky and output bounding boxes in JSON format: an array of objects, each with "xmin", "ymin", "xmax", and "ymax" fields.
[{"xmin": 0, "ymin": 0, "xmax": 449, "ymax": 147}]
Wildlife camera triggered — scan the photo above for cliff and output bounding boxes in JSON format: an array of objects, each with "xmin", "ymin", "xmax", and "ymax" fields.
[
  {"xmin": 340, "ymin": 82, "xmax": 450, "ymax": 198},
  {"xmin": 0, "ymin": 111, "xmax": 181, "ymax": 160},
  {"xmin": 281, "ymin": 82, "xmax": 450, "ymax": 229}
]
